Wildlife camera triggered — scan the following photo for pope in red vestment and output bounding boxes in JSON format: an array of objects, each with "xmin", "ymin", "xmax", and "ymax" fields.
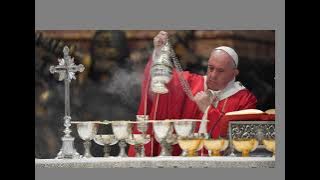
[{"xmin": 128, "ymin": 31, "xmax": 257, "ymax": 157}]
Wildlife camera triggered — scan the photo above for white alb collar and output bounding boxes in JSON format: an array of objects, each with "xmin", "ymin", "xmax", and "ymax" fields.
[{"xmin": 203, "ymin": 76, "xmax": 246, "ymax": 107}]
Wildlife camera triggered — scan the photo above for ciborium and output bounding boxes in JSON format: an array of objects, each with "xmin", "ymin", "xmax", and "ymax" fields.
[
  {"xmin": 93, "ymin": 134, "xmax": 118, "ymax": 157},
  {"xmin": 262, "ymin": 139, "xmax": 276, "ymax": 157},
  {"xmin": 76, "ymin": 122, "xmax": 99, "ymax": 158},
  {"xmin": 232, "ymin": 138, "xmax": 259, "ymax": 157},
  {"xmin": 203, "ymin": 138, "xmax": 229, "ymax": 156},
  {"xmin": 111, "ymin": 121, "xmax": 133, "ymax": 157},
  {"xmin": 153, "ymin": 120, "xmax": 173, "ymax": 156}
]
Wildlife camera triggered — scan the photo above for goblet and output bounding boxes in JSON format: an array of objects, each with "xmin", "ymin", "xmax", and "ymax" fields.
[
  {"xmin": 232, "ymin": 138, "xmax": 259, "ymax": 157},
  {"xmin": 203, "ymin": 138, "xmax": 229, "ymax": 156},
  {"xmin": 125, "ymin": 134, "xmax": 151, "ymax": 157},
  {"xmin": 154, "ymin": 131, "xmax": 178, "ymax": 156},
  {"xmin": 262, "ymin": 139, "xmax": 276, "ymax": 157},
  {"xmin": 177, "ymin": 137, "xmax": 203, "ymax": 157},
  {"xmin": 111, "ymin": 121, "xmax": 133, "ymax": 157},
  {"xmin": 153, "ymin": 120, "xmax": 173, "ymax": 156},
  {"xmin": 93, "ymin": 134, "xmax": 118, "ymax": 157},
  {"xmin": 136, "ymin": 115, "xmax": 149, "ymax": 156},
  {"xmin": 76, "ymin": 122, "xmax": 99, "ymax": 158},
  {"xmin": 173, "ymin": 119, "xmax": 196, "ymax": 156}
]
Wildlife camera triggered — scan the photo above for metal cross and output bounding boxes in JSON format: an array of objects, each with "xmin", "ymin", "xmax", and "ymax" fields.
[{"xmin": 49, "ymin": 46, "xmax": 85, "ymax": 159}]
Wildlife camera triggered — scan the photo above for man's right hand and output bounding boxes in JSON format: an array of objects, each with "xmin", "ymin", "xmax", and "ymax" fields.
[
  {"xmin": 153, "ymin": 31, "xmax": 169, "ymax": 49},
  {"xmin": 194, "ymin": 91, "xmax": 217, "ymax": 113}
]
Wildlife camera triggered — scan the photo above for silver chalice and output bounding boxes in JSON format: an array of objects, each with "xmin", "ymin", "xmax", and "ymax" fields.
[
  {"xmin": 76, "ymin": 121, "xmax": 99, "ymax": 158},
  {"xmin": 111, "ymin": 121, "xmax": 133, "ymax": 157},
  {"xmin": 126, "ymin": 134, "xmax": 151, "ymax": 157},
  {"xmin": 153, "ymin": 120, "xmax": 173, "ymax": 156},
  {"xmin": 93, "ymin": 134, "xmax": 118, "ymax": 157}
]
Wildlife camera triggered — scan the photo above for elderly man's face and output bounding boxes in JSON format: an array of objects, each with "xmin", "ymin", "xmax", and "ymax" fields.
[{"xmin": 206, "ymin": 50, "xmax": 239, "ymax": 91}]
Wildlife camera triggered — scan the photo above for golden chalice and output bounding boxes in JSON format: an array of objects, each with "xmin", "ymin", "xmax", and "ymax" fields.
[
  {"xmin": 262, "ymin": 139, "xmax": 275, "ymax": 157},
  {"xmin": 232, "ymin": 138, "xmax": 258, "ymax": 157},
  {"xmin": 177, "ymin": 137, "xmax": 203, "ymax": 157},
  {"xmin": 203, "ymin": 138, "xmax": 229, "ymax": 156}
]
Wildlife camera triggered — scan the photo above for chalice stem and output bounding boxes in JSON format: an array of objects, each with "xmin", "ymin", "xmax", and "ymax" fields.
[
  {"xmin": 83, "ymin": 141, "xmax": 92, "ymax": 158},
  {"xmin": 104, "ymin": 145, "xmax": 111, "ymax": 157},
  {"xmin": 118, "ymin": 139, "xmax": 127, "ymax": 157}
]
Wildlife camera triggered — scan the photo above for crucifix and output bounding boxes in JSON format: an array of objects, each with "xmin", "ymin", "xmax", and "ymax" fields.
[{"xmin": 49, "ymin": 46, "xmax": 85, "ymax": 159}]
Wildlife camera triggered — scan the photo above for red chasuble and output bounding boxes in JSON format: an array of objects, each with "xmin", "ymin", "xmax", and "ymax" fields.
[{"xmin": 128, "ymin": 58, "xmax": 257, "ymax": 157}]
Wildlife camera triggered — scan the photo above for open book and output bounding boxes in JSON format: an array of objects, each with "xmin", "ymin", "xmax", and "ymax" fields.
[
  {"xmin": 223, "ymin": 108, "xmax": 275, "ymax": 121},
  {"xmin": 225, "ymin": 108, "xmax": 275, "ymax": 115}
]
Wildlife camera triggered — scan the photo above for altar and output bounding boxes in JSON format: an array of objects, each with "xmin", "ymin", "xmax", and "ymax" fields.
[
  {"xmin": 35, "ymin": 156, "xmax": 275, "ymax": 168},
  {"xmin": 35, "ymin": 46, "xmax": 276, "ymax": 169}
]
